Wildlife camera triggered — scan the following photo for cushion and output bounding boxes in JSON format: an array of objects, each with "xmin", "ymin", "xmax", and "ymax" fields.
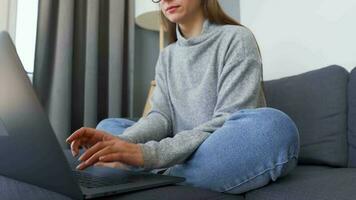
[
  {"xmin": 263, "ymin": 65, "xmax": 348, "ymax": 167},
  {"xmin": 0, "ymin": 175, "xmax": 71, "ymax": 200},
  {"xmin": 114, "ymin": 185, "xmax": 243, "ymax": 200},
  {"xmin": 348, "ymin": 67, "xmax": 356, "ymax": 167},
  {"xmin": 0, "ymin": 175, "xmax": 242, "ymax": 200},
  {"xmin": 245, "ymin": 165, "xmax": 356, "ymax": 200}
]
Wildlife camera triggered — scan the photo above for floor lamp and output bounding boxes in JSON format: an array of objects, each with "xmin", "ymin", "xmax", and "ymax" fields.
[
  {"xmin": 135, "ymin": 0, "xmax": 162, "ymax": 117},
  {"xmin": 135, "ymin": 0, "xmax": 164, "ymax": 50}
]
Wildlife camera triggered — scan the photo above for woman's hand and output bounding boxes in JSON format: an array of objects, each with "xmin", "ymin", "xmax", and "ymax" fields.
[
  {"xmin": 66, "ymin": 127, "xmax": 144, "ymax": 170},
  {"xmin": 94, "ymin": 161, "xmax": 132, "ymax": 170},
  {"xmin": 66, "ymin": 127, "xmax": 116, "ymax": 157}
]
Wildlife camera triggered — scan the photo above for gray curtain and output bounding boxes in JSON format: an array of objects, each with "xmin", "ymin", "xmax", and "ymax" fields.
[{"xmin": 33, "ymin": 0, "xmax": 135, "ymax": 148}]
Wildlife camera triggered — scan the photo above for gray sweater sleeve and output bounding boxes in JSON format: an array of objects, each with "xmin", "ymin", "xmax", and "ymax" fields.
[
  {"xmin": 116, "ymin": 54, "xmax": 173, "ymax": 144},
  {"xmin": 139, "ymin": 30, "xmax": 264, "ymax": 170}
]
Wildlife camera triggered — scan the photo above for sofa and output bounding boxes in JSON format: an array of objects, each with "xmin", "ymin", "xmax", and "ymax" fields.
[{"xmin": 1, "ymin": 65, "xmax": 356, "ymax": 200}]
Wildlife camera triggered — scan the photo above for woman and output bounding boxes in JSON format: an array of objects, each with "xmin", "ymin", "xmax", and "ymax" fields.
[{"xmin": 66, "ymin": 0, "xmax": 300, "ymax": 194}]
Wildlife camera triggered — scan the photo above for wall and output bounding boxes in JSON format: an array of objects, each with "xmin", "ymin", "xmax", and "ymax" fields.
[
  {"xmin": 219, "ymin": 0, "xmax": 240, "ymax": 20},
  {"xmin": 240, "ymin": 0, "xmax": 356, "ymax": 80},
  {"xmin": 132, "ymin": 0, "xmax": 240, "ymax": 117}
]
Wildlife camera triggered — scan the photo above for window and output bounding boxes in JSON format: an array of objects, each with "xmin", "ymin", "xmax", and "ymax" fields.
[{"xmin": 15, "ymin": 0, "xmax": 39, "ymax": 82}]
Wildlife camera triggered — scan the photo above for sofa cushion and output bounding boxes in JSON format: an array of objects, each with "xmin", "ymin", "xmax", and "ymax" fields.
[
  {"xmin": 0, "ymin": 175, "xmax": 71, "ymax": 200},
  {"xmin": 349, "ymin": 67, "xmax": 356, "ymax": 167},
  {"xmin": 0, "ymin": 174, "xmax": 242, "ymax": 200},
  {"xmin": 112, "ymin": 185, "xmax": 243, "ymax": 200},
  {"xmin": 263, "ymin": 65, "xmax": 348, "ymax": 167},
  {"xmin": 245, "ymin": 165, "xmax": 356, "ymax": 200}
]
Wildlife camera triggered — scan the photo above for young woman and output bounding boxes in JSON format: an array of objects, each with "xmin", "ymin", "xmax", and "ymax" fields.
[{"xmin": 66, "ymin": 0, "xmax": 300, "ymax": 194}]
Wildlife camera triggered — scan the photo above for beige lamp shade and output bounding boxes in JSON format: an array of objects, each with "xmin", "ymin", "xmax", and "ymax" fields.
[{"xmin": 135, "ymin": 0, "xmax": 161, "ymax": 31}]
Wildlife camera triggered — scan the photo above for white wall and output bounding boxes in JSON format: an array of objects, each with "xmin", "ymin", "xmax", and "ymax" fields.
[
  {"xmin": 219, "ymin": 0, "xmax": 240, "ymax": 21},
  {"xmin": 240, "ymin": 0, "xmax": 356, "ymax": 80}
]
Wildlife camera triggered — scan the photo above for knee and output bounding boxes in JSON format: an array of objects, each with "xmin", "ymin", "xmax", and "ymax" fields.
[
  {"xmin": 262, "ymin": 108, "xmax": 300, "ymax": 156},
  {"xmin": 260, "ymin": 108, "xmax": 299, "ymax": 148},
  {"xmin": 227, "ymin": 107, "xmax": 300, "ymax": 154}
]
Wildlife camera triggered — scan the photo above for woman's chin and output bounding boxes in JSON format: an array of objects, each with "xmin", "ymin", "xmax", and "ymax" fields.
[{"xmin": 166, "ymin": 15, "xmax": 185, "ymax": 24}]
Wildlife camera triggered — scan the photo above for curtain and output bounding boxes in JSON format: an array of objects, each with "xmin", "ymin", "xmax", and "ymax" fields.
[{"xmin": 33, "ymin": 0, "xmax": 135, "ymax": 148}]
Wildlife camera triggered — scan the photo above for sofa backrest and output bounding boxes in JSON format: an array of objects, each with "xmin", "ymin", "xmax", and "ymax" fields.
[
  {"xmin": 348, "ymin": 67, "xmax": 356, "ymax": 167},
  {"xmin": 264, "ymin": 65, "xmax": 349, "ymax": 167}
]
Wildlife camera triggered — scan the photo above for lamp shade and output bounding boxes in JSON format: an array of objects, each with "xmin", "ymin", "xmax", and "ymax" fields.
[{"xmin": 135, "ymin": 0, "xmax": 161, "ymax": 31}]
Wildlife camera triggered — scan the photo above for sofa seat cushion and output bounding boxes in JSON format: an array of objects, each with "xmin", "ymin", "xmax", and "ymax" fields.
[
  {"xmin": 264, "ymin": 65, "xmax": 349, "ymax": 167},
  {"xmin": 107, "ymin": 185, "xmax": 243, "ymax": 200},
  {"xmin": 245, "ymin": 165, "xmax": 356, "ymax": 200},
  {"xmin": 0, "ymin": 174, "xmax": 242, "ymax": 200},
  {"xmin": 0, "ymin": 175, "xmax": 71, "ymax": 200}
]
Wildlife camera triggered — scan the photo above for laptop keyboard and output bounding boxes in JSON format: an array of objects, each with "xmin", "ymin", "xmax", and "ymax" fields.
[{"xmin": 72, "ymin": 170, "xmax": 134, "ymax": 188}]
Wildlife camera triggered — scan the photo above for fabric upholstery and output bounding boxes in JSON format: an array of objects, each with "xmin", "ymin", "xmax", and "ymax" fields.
[
  {"xmin": 245, "ymin": 165, "xmax": 356, "ymax": 200},
  {"xmin": 264, "ymin": 65, "xmax": 348, "ymax": 167},
  {"xmin": 0, "ymin": 175, "xmax": 70, "ymax": 200},
  {"xmin": 348, "ymin": 67, "xmax": 356, "ymax": 167},
  {"xmin": 0, "ymin": 175, "xmax": 242, "ymax": 200},
  {"xmin": 107, "ymin": 185, "xmax": 243, "ymax": 200}
]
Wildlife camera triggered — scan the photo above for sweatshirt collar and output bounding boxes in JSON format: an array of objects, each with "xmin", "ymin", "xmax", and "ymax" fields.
[{"xmin": 176, "ymin": 19, "xmax": 217, "ymax": 46}]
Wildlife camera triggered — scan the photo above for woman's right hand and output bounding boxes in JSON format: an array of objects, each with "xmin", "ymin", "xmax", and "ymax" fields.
[{"xmin": 66, "ymin": 127, "xmax": 116, "ymax": 157}]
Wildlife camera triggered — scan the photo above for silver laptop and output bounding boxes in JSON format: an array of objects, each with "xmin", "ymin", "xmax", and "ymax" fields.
[{"xmin": 0, "ymin": 31, "xmax": 185, "ymax": 199}]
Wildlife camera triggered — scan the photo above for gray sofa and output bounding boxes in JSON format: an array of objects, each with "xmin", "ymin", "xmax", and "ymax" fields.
[{"xmin": 1, "ymin": 65, "xmax": 356, "ymax": 200}]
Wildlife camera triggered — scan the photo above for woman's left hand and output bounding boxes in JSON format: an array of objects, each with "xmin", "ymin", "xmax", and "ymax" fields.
[{"xmin": 74, "ymin": 134, "xmax": 144, "ymax": 170}]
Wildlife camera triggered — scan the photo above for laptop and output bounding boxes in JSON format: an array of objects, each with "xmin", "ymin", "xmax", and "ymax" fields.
[{"xmin": 0, "ymin": 31, "xmax": 185, "ymax": 199}]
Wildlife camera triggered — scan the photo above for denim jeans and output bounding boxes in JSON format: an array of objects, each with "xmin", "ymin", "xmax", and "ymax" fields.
[{"xmin": 96, "ymin": 107, "xmax": 300, "ymax": 194}]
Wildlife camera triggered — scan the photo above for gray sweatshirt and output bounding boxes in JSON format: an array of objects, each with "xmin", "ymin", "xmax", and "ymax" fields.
[{"xmin": 119, "ymin": 19, "xmax": 266, "ymax": 170}]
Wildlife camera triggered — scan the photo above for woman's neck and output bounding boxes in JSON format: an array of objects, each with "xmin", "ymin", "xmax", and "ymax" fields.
[{"xmin": 178, "ymin": 12, "xmax": 206, "ymax": 39}]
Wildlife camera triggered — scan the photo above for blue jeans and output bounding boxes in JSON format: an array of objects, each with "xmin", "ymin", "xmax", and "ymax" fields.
[{"xmin": 96, "ymin": 107, "xmax": 300, "ymax": 194}]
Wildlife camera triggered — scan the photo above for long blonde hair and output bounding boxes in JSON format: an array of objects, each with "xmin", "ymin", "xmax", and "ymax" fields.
[{"xmin": 160, "ymin": 0, "xmax": 266, "ymax": 98}]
